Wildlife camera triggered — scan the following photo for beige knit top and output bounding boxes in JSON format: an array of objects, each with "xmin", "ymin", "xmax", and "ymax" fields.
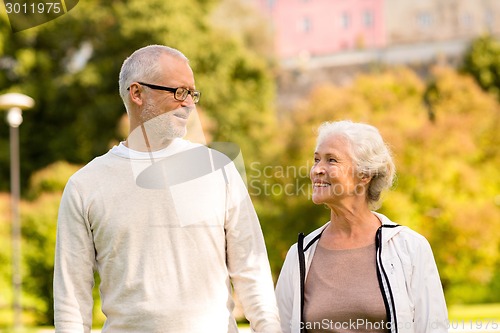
[{"xmin": 303, "ymin": 243, "xmax": 388, "ymax": 333}]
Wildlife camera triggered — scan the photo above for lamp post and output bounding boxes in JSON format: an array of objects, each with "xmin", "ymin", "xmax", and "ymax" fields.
[{"xmin": 0, "ymin": 92, "xmax": 35, "ymax": 331}]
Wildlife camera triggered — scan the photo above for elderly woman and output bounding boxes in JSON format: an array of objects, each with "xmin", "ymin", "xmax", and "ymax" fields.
[{"xmin": 275, "ymin": 120, "xmax": 448, "ymax": 333}]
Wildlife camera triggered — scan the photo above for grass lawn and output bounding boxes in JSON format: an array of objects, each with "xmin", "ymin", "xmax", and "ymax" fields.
[{"xmin": 448, "ymin": 303, "xmax": 500, "ymax": 321}]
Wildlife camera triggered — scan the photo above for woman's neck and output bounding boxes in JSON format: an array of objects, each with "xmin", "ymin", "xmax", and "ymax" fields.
[{"xmin": 320, "ymin": 205, "xmax": 381, "ymax": 250}]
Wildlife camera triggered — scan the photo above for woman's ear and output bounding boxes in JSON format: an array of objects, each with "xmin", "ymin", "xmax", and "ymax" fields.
[{"xmin": 360, "ymin": 173, "xmax": 372, "ymax": 184}]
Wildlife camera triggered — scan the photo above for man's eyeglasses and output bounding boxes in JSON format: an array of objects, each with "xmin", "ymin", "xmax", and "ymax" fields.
[{"xmin": 129, "ymin": 82, "xmax": 201, "ymax": 104}]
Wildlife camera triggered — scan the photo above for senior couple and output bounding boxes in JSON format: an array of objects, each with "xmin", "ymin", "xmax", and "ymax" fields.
[{"xmin": 54, "ymin": 45, "xmax": 448, "ymax": 333}]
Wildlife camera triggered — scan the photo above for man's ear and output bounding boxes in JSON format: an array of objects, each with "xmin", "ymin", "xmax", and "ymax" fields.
[{"xmin": 128, "ymin": 82, "xmax": 144, "ymax": 106}]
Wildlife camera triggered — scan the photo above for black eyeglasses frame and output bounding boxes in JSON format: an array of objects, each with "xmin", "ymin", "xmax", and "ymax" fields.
[{"xmin": 128, "ymin": 81, "xmax": 201, "ymax": 104}]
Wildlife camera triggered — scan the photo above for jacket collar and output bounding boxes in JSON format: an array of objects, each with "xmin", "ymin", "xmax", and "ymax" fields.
[{"xmin": 373, "ymin": 211, "xmax": 403, "ymax": 243}]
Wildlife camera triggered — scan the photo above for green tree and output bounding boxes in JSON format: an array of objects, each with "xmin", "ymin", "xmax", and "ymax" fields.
[
  {"xmin": 461, "ymin": 34, "xmax": 500, "ymax": 100},
  {"xmin": 0, "ymin": 193, "xmax": 14, "ymax": 325},
  {"xmin": 0, "ymin": 162, "xmax": 81, "ymax": 326},
  {"xmin": 0, "ymin": 0, "xmax": 276, "ymax": 191},
  {"xmin": 412, "ymin": 67, "xmax": 500, "ymax": 303}
]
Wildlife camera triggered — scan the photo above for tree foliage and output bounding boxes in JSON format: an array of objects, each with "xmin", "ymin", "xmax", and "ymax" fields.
[
  {"xmin": 0, "ymin": 0, "xmax": 276, "ymax": 191},
  {"xmin": 461, "ymin": 34, "xmax": 500, "ymax": 101}
]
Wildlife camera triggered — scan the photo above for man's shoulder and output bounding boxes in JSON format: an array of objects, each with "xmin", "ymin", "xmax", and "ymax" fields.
[{"xmin": 68, "ymin": 150, "xmax": 117, "ymax": 182}]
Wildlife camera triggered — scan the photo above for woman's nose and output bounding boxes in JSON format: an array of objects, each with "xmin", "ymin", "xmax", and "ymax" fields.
[{"xmin": 311, "ymin": 164, "xmax": 326, "ymax": 175}]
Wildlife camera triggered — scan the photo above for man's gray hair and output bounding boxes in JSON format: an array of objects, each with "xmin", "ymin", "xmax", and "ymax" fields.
[
  {"xmin": 118, "ymin": 45, "xmax": 188, "ymax": 112},
  {"xmin": 316, "ymin": 120, "xmax": 396, "ymax": 210}
]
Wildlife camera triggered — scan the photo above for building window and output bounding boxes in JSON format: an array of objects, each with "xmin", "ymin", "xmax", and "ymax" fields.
[
  {"xmin": 485, "ymin": 11, "xmax": 494, "ymax": 30},
  {"xmin": 300, "ymin": 17, "xmax": 311, "ymax": 33},
  {"xmin": 363, "ymin": 10, "xmax": 374, "ymax": 28},
  {"xmin": 341, "ymin": 12, "xmax": 351, "ymax": 29},
  {"xmin": 460, "ymin": 13, "xmax": 473, "ymax": 27},
  {"xmin": 266, "ymin": 0, "xmax": 276, "ymax": 9},
  {"xmin": 416, "ymin": 12, "xmax": 433, "ymax": 28}
]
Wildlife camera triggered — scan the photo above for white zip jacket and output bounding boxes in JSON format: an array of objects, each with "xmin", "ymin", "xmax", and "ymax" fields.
[{"xmin": 275, "ymin": 212, "xmax": 448, "ymax": 333}]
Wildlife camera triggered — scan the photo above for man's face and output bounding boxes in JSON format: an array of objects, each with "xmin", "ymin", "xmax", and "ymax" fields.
[{"xmin": 140, "ymin": 54, "xmax": 196, "ymax": 140}]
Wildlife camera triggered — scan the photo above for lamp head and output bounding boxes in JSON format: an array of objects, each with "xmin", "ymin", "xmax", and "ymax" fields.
[
  {"xmin": 0, "ymin": 93, "xmax": 35, "ymax": 110},
  {"xmin": 0, "ymin": 93, "xmax": 35, "ymax": 128}
]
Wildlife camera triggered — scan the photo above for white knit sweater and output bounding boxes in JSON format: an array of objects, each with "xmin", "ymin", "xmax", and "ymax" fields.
[{"xmin": 54, "ymin": 139, "xmax": 281, "ymax": 333}]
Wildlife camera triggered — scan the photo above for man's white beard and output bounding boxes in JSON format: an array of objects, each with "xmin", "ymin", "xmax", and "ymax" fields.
[{"xmin": 141, "ymin": 102, "xmax": 189, "ymax": 142}]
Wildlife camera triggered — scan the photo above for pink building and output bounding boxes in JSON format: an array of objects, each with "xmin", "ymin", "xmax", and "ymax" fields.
[{"xmin": 254, "ymin": 0, "xmax": 386, "ymax": 59}]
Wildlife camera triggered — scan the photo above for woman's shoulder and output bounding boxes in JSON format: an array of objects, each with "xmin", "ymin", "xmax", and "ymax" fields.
[
  {"xmin": 375, "ymin": 212, "xmax": 428, "ymax": 241},
  {"xmin": 382, "ymin": 224, "xmax": 437, "ymax": 265},
  {"xmin": 375, "ymin": 212, "xmax": 434, "ymax": 255}
]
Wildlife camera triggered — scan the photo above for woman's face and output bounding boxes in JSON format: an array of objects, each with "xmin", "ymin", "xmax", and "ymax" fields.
[{"xmin": 310, "ymin": 134, "xmax": 366, "ymax": 206}]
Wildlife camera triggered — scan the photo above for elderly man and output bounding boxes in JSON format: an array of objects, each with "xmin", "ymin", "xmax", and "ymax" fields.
[{"xmin": 54, "ymin": 45, "xmax": 281, "ymax": 333}]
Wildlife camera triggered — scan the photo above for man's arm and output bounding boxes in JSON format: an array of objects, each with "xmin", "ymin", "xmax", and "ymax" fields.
[
  {"xmin": 54, "ymin": 179, "xmax": 96, "ymax": 333},
  {"xmin": 224, "ymin": 163, "xmax": 282, "ymax": 333}
]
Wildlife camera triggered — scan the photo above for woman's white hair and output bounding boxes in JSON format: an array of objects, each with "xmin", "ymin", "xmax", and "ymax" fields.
[
  {"xmin": 316, "ymin": 120, "xmax": 396, "ymax": 209},
  {"xmin": 118, "ymin": 45, "xmax": 188, "ymax": 112}
]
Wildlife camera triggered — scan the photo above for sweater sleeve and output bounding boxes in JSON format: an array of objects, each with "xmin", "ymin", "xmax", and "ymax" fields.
[
  {"xmin": 411, "ymin": 235, "xmax": 449, "ymax": 333},
  {"xmin": 224, "ymin": 163, "xmax": 282, "ymax": 333},
  {"xmin": 54, "ymin": 179, "xmax": 96, "ymax": 333}
]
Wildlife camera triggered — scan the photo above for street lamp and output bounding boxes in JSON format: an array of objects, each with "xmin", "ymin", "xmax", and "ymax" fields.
[{"xmin": 0, "ymin": 92, "xmax": 35, "ymax": 331}]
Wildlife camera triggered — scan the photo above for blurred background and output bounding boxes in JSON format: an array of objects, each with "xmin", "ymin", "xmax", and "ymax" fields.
[{"xmin": 0, "ymin": 0, "xmax": 499, "ymax": 331}]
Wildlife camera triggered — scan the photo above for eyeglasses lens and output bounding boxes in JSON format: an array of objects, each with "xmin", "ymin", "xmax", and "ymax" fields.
[
  {"xmin": 191, "ymin": 92, "xmax": 200, "ymax": 104},
  {"xmin": 174, "ymin": 88, "xmax": 200, "ymax": 104},
  {"xmin": 175, "ymin": 88, "xmax": 188, "ymax": 101}
]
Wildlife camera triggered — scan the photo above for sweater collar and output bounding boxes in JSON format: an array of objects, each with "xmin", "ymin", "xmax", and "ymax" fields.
[{"xmin": 110, "ymin": 138, "xmax": 201, "ymax": 160}]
